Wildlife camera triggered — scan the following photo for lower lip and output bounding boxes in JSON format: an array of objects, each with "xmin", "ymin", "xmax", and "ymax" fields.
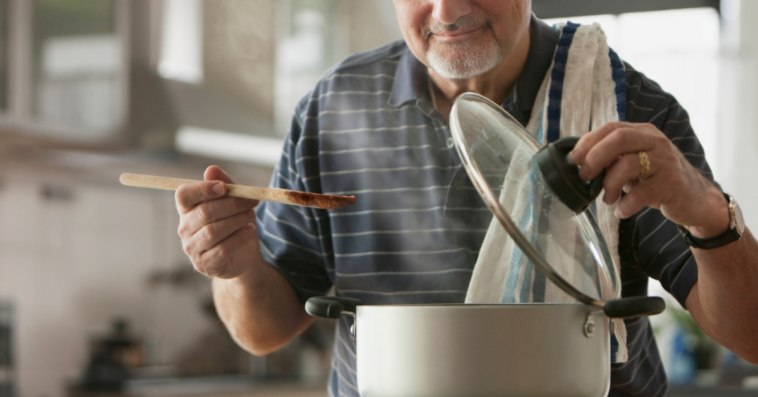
[{"xmin": 432, "ymin": 25, "xmax": 487, "ymax": 42}]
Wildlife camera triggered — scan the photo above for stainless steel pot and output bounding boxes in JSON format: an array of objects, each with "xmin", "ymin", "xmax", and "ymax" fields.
[
  {"xmin": 305, "ymin": 93, "xmax": 667, "ymax": 397},
  {"xmin": 306, "ymin": 297, "xmax": 663, "ymax": 397}
]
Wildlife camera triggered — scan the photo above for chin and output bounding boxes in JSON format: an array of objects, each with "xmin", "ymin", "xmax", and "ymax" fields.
[{"xmin": 427, "ymin": 44, "xmax": 502, "ymax": 80}]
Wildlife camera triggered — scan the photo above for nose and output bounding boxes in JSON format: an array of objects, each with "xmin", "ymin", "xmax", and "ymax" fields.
[{"xmin": 432, "ymin": 0, "xmax": 472, "ymax": 25}]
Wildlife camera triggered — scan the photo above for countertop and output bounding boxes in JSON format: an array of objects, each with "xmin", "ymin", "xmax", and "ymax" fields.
[
  {"xmin": 668, "ymin": 387, "xmax": 758, "ymax": 396},
  {"xmin": 125, "ymin": 377, "xmax": 327, "ymax": 397}
]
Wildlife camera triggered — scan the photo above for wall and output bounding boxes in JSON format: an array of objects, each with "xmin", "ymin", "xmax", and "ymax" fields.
[
  {"xmin": 0, "ymin": 160, "xmax": 219, "ymax": 397},
  {"xmin": 0, "ymin": 3, "xmax": 404, "ymax": 394},
  {"xmin": 717, "ymin": 0, "xmax": 758, "ymax": 228},
  {"xmin": 201, "ymin": 0, "xmax": 402, "ymax": 136},
  {"xmin": 203, "ymin": 0, "xmax": 277, "ymax": 125},
  {"xmin": 0, "ymin": 3, "xmax": 404, "ymax": 396},
  {"xmin": 343, "ymin": 1, "xmax": 403, "ymax": 55}
]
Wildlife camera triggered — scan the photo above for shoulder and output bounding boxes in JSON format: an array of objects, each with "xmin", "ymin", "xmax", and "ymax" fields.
[
  {"xmin": 328, "ymin": 40, "xmax": 408, "ymax": 76},
  {"xmin": 287, "ymin": 40, "xmax": 408, "ymax": 164},
  {"xmin": 623, "ymin": 62, "xmax": 685, "ymax": 128},
  {"xmin": 292, "ymin": 40, "xmax": 406, "ymax": 116},
  {"xmin": 289, "ymin": 40, "xmax": 407, "ymax": 139}
]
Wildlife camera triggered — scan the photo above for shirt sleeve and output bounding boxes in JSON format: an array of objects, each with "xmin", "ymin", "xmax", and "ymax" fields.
[
  {"xmin": 255, "ymin": 110, "xmax": 334, "ymax": 304},
  {"xmin": 619, "ymin": 67, "xmax": 716, "ymax": 307}
]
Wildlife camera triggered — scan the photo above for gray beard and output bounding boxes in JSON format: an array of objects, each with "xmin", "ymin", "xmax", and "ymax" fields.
[{"xmin": 426, "ymin": 39, "xmax": 503, "ymax": 80}]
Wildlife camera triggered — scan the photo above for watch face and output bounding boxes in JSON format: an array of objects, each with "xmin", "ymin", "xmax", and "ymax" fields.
[{"xmin": 731, "ymin": 197, "xmax": 745, "ymax": 235}]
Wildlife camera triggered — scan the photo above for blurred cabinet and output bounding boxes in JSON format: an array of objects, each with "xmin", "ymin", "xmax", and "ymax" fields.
[
  {"xmin": 0, "ymin": 0, "xmax": 129, "ymax": 142},
  {"xmin": 0, "ymin": 0, "xmax": 9, "ymax": 112},
  {"xmin": 31, "ymin": 0, "xmax": 123, "ymax": 135},
  {"xmin": 0, "ymin": 0, "xmax": 175, "ymax": 149},
  {"xmin": 0, "ymin": 168, "xmax": 211, "ymax": 397},
  {"xmin": 274, "ymin": 0, "xmax": 341, "ymax": 136}
]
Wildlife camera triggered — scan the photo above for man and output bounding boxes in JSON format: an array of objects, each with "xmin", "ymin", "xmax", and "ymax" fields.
[{"xmin": 175, "ymin": 1, "xmax": 758, "ymax": 396}]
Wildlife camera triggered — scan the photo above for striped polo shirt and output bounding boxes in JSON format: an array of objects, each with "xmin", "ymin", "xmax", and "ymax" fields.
[{"xmin": 255, "ymin": 16, "xmax": 713, "ymax": 397}]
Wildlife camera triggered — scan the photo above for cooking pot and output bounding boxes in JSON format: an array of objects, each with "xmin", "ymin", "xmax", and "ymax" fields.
[{"xmin": 306, "ymin": 93, "xmax": 665, "ymax": 397}]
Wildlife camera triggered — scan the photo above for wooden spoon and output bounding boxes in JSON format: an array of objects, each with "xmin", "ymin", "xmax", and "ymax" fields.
[{"xmin": 120, "ymin": 173, "xmax": 356, "ymax": 210}]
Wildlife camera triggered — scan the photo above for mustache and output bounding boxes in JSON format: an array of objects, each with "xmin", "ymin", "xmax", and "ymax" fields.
[{"xmin": 425, "ymin": 15, "xmax": 490, "ymax": 39}]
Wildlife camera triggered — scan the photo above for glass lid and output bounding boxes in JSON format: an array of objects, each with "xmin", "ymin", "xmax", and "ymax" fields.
[{"xmin": 450, "ymin": 93, "xmax": 620, "ymax": 305}]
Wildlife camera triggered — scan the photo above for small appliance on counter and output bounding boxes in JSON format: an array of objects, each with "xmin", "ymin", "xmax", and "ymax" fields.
[
  {"xmin": 0, "ymin": 302, "xmax": 14, "ymax": 397},
  {"xmin": 73, "ymin": 318, "xmax": 139, "ymax": 396}
]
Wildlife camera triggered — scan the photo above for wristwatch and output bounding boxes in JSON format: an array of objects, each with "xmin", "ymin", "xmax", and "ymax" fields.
[{"xmin": 677, "ymin": 192, "xmax": 745, "ymax": 249}]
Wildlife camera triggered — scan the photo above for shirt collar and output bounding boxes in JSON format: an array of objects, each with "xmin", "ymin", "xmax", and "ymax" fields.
[
  {"xmin": 506, "ymin": 15, "xmax": 560, "ymax": 124},
  {"xmin": 388, "ymin": 15, "xmax": 560, "ymax": 125},
  {"xmin": 388, "ymin": 45, "xmax": 429, "ymax": 108}
]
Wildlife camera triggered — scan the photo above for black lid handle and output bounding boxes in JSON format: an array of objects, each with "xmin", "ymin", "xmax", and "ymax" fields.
[
  {"xmin": 603, "ymin": 296, "xmax": 666, "ymax": 319},
  {"xmin": 535, "ymin": 136, "xmax": 606, "ymax": 213},
  {"xmin": 305, "ymin": 296, "xmax": 364, "ymax": 319}
]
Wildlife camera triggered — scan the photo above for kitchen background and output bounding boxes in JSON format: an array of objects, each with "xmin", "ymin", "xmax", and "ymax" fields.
[{"xmin": 0, "ymin": 1, "xmax": 756, "ymax": 397}]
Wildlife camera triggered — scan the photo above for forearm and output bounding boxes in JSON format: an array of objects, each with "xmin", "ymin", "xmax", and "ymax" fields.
[
  {"xmin": 212, "ymin": 262, "xmax": 313, "ymax": 356},
  {"xmin": 688, "ymin": 228, "xmax": 758, "ymax": 363}
]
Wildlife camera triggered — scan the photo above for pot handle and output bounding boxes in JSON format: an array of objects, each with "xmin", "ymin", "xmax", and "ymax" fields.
[
  {"xmin": 603, "ymin": 296, "xmax": 666, "ymax": 319},
  {"xmin": 305, "ymin": 296, "xmax": 364, "ymax": 319}
]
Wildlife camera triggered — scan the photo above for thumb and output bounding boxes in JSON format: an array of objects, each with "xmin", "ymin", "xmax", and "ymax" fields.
[{"xmin": 204, "ymin": 165, "xmax": 235, "ymax": 184}]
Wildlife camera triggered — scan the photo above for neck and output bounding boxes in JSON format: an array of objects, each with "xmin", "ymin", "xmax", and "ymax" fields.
[{"xmin": 429, "ymin": 28, "xmax": 531, "ymax": 121}]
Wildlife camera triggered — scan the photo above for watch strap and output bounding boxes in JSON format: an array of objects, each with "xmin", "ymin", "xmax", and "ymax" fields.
[
  {"xmin": 677, "ymin": 224, "xmax": 740, "ymax": 249},
  {"xmin": 676, "ymin": 192, "xmax": 742, "ymax": 249}
]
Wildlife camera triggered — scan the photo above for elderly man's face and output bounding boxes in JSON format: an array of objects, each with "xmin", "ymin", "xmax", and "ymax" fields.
[{"xmin": 393, "ymin": 0, "xmax": 532, "ymax": 80}]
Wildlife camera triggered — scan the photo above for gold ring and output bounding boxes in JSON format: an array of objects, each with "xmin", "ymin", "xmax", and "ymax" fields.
[{"xmin": 638, "ymin": 151, "xmax": 650, "ymax": 179}]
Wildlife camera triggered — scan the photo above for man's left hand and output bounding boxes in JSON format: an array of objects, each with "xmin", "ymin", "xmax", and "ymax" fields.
[{"xmin": 570, "ymin": 121, "xmax": 728, "ymax": 238}]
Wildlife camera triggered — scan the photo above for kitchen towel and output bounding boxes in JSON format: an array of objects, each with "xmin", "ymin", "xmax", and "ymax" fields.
[{"xmin": 465, "ymin": 21, "xmax": 629, "ymax": 363}]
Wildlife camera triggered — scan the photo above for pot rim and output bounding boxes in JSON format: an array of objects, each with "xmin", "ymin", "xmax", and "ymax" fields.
[
  {"xmin": 354, "ymin": 302, "xmax": 589, "ymax": 308},
  {"xmin": 305, "ymin": 295, "xmax": 664, "ymax": 319}
]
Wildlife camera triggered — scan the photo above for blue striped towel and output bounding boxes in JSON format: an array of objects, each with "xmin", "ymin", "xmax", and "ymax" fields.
[{"xmin": 465, "ymin": 22, "xmax": 630, "ymax": 363}]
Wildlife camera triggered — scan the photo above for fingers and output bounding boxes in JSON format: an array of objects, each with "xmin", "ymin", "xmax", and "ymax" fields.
[
  {"xmin": 571, "ymin": 121, "xmax": 633, "ymax": 164},
  {"xmin": 616, "ymin": 183, "xmax": 657, "ymax": 219},
  {"xmin": 197, "ymin": 223, "xmax": 258, "ymax": 278},
  {"xmin": 176, "ymin": 181, "xmax": 227, "ymax": 214},
  {"xmin": 175, "ymin": 166, "xmax": 237, "ymax": 215},
  {"xmin": 185, "ymin": 210, "xmax": 256, "ymax": 255},
  {"xmin": 623, "ymin": 179, "xmax": 640, "ymax": 193},
  {"xmin": 602, "ymin": 153, "xmax": 641, "ymax": 205},
  {"xmin": 179, "ymin": 196, "xmax": 258, "ymax": 237},
  {"xmin": 205, "ymin": 165, "xmax": 235, "ymax": 184},
  {"xmin": 570, "ymin": 122, "xmax": 705, "ymax": 222},
  {"xmin": 580, "ymin": 127, "xmax": 656, "ymax": 181}
]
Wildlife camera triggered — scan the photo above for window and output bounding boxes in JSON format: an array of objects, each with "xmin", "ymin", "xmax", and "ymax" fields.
[
  {"xmin": 544, "ymin": 7, "xmax": 721, "ymax": 178},
  {"xmin": 274, "ymin": 0, "xmax": 341, "ymax": 135},
  {"xmin": 31, "ymin": 0, "xmax": 123, "ymax": 135},
  {"xmin": 0, "ymin": 0, "xmax": 9, "ymax": 111}
]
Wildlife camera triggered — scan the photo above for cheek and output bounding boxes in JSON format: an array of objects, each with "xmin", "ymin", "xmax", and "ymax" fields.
[
  {"xmin": 480, "ymin": 0, "xmax": 530, "ymax": 15},
  {"xmin": 486, "ymin": 1, "xmax": 531, "ymax": 45},
  {"xmin": 394, "ymin": 1, "xmax": 432, "ymax": 57}
]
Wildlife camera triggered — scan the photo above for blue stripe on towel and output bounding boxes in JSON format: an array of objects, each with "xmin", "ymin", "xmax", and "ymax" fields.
[
  {"xmin": 506, "ymin": 22, "xmax": 580, "ymax": 303},
  {"xmin": 608, "ymin": 49, "xmax": 627, "ymax": 364},
  {"xmin": 528, "ymin": 192, "xmax": 551, "ymax": 302},
  {"xmin": 503, "ymin": 125, "xmax": 545, "ymax": 303},
  {"xmin": 517, "ymin": 169, "xmax": 541, "ymax": 303},
  {"xmin": 502, "ymin": 204, "xmax": 531, "ymax": 303},
  {"xmin": 609, "ymin": 48, "xmax": 627, "ymax": 122},
  {"xmin": 547, "ymin": 22, "xmax": 580, "ymax": 143}
]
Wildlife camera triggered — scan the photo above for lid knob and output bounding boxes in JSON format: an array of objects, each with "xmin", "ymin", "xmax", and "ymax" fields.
[{"xmin": 535, "ymin": 137, "xmax": 606, "ymax": 213}]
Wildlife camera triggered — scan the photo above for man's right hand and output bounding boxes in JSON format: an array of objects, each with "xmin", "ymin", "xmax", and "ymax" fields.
[
  {"xmin": 176, "ymin": 165, "xmax": 262, "ymax": 280},
  {"xmin": 176, "ymin": 165, "xmax": 312, "ymax": 356}
]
